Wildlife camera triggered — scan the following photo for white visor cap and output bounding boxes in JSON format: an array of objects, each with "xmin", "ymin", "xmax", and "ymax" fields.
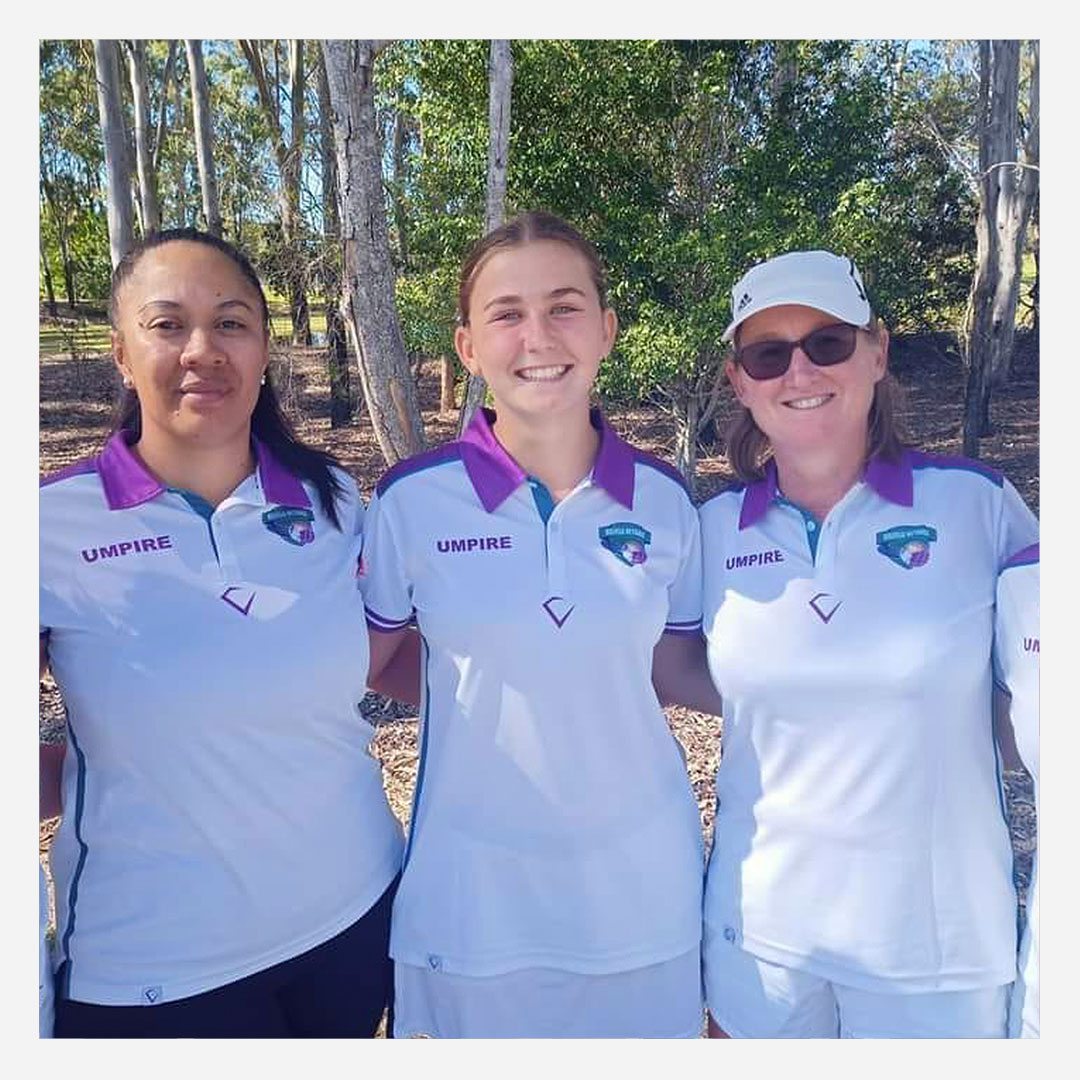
[{"xmin": 722, "ymin": 250, "xmax": 872, "ymax": 343}]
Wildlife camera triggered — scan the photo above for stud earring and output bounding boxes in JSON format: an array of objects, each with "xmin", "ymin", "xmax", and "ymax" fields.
[
  {"xmin": 260, "ymin": 372, "xmax": 267, "ymax": 386},
  {"xmin": 122, "ymin": 376, "xmax": 134, "ymax": 389}
]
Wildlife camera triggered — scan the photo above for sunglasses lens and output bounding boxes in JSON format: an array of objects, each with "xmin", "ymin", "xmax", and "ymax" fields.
[
  {"xmin": 738, "ymin": 341, "xmax": 792, "ymax": 380},
  {"xmin": 804, "ymin": 324, "xmax": 857, "ymax": 366}
]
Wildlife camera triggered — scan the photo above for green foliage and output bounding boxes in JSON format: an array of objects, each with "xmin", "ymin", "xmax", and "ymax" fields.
[
  {"xmin": 41, "ymin": 36, "xmax": 991, "ymax": 393},
  {"xmin": 395, "ymin": 265, "xmax": 458, "ymax": 360}
]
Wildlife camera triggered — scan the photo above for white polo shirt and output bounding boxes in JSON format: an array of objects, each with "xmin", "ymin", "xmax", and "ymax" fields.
[
  {"xmin": 701, "ymin": 450, "xmax": 1039, "ymax": 993},
  {"xmin": 362, "ymin": 408, "xmax": 704, "ymax": 977},
  {"xmin": 994, "ymin": 543, "xmax": 1039, "ymax": 1035},
  {"xmin": 40, "ymin": 431, "xmax": 404, "ymax": 1005}
]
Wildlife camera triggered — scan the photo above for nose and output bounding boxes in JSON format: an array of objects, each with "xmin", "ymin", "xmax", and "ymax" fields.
[
  {"xmin": 783, "ymin": 344, "xmax": 817, "ymax": 382},
  {"xmin": 180, "ymin": 326, "xmax": 225, "ymax": 366},
  {"xmin": 521, "ymin": 310, "xmax": 556, "ymax": 352}
]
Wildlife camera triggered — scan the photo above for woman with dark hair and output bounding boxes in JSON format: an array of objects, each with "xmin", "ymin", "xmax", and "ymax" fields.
[
  {"xmin": 363, "ymin": 211, "xmax": 718, "ymax": 1037},
  {"xmin": 698, "ymin": 250, "xmax": 1039, "ymax": 1038},
  {"xmin": 39, "ymin": 229, "xmax": 403, "ymax": 1037}
]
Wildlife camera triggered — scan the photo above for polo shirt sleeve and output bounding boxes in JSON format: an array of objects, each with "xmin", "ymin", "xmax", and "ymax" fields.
[
  {"xmin": 664, "ymin": 495, "xmax": 704, "ymax": 634},
  {"xmin": 359, "ymin": 487, "xmax": 414, "ymax": 633},
  {"xmin": 998, "ymin": 477, "xmax": 1039, "ymax": 569}
]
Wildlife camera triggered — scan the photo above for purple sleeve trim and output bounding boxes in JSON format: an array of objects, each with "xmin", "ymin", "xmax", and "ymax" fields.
[
  {"xmin": 40, "ymin": 456, "xmax": 99, "ymax": 488},
  {"xmin": 664, "ymin": 622, "xmax": 703, "ymax": 636},
  {"xmin": 364, "ymin": 605, "xmax": 413, "ymax": 632},
  {"xmin": 1002, "ymin": 542, "xmax": 1039, "ymax": 571},
  {"xmin": 376, "ymin": 444, "xmax": 463, "ymax": 498}
]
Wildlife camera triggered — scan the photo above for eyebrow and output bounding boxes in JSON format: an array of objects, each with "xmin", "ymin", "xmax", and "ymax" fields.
[
  {"xmin": 482, "ymin": 286, "xmax": 588, "ymax": 312},
  {"xmin": 137, "ymin": 298, "xmax": 256, "ymax": 314}
]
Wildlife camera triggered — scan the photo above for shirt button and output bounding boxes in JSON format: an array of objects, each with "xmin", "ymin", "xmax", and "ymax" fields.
[
  {"xmin": 806, "ymin": 520, "xmax": 817, "ymax": 531},
  {"xmin": 723, "ymin": 926, "xmax": 737, "ymax": 944}
]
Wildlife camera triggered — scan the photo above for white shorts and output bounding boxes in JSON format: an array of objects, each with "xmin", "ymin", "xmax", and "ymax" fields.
[
  {"xmin": 394, "ymin": 948, "xmax": 703, "ymax": 1038},
  {"xmin": 706, "ymin": 945, "xmax": 1008, "ymax": 1039}
]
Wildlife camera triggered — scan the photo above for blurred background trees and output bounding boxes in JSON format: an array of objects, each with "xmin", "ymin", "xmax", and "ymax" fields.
[{"xmin": 39, "ymin": 38, "xmax": 1038, "ymax": 485}]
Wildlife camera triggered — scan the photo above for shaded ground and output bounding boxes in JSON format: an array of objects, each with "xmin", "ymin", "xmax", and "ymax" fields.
[{"xmin": 38, "ymin": 324, "xmax": 1039, "ymax": 957}]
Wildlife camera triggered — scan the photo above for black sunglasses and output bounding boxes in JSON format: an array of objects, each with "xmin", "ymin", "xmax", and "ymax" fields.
[{"xmin": 734, "ymin": 322, "xmax": 860, "ymax": 381}]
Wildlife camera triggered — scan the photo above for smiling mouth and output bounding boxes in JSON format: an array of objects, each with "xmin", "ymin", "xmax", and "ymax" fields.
[
  {"xmin": 783, "ymin": 394, "xmax": 833, "ymax": 410},
  {"xmin": 516, "ymin": 365, "xmax": 571, "ymax": 382}
]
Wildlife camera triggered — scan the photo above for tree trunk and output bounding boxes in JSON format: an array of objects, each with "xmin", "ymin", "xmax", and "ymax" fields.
[
  {"xmin": 240, "ymin": 39, "xmax": 311, "ymax": 345},
  {"xmin": 316, "ymin": 46, "xmax": 352, "ymax": 428},
  {"xmin": 322, "ymin": 39, "xmax": 425, "ymax": 464},
  {"xmin": 126, "ymin": 39, "xmax": 160, "ymax": 233},
  {"xmin": 287, "ymin": 40, "xmax": 311, "ymax": 346},
  {"xmin": 151, "ymin": 41, "xmax": 178, "ymax": 178},
  {"xmin": 459, "ymin": 39, "xmax": 513, "ymax": 435},
  {"xmin": 962, "ymin": 40, "xmax": 1039, "ymax": 457},
  {"xmin": 41, "ymin": 176, "xmax": 76, "ymax": 309},
  {"xmin": 440, "ymin": 356, "xmax": 456, "ymax": 414},
  {"xmin": 39, "ymin": 225, "xmax": 57, "ymax": 316},
  {"xmin": 185, "ymin": 40, "xmax": 223, "ymax": 236},
  {"xmin": 673, "ymin": 383, "xmax": 699, "ymax": 500},
  {"xmin": 391, "ymin": 109, "xmax": 410, "ymax": 268},
  {"xmin": 93, "ymin": 40, "xmax": 135, "ymax": 269}
]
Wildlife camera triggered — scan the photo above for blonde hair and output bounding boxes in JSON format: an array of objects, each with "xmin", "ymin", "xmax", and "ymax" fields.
[{"xmin": 724, "ymin": 316, "xmax": 906, "ymax": 484}]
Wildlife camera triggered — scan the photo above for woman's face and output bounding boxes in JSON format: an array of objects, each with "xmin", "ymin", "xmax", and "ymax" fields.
[
  {"xmin": 454, "ymin": 239, "xmax": 617, "ymax": 428},
  {"xmin": 111, "ymin": 241, "xmax": 269, "ymax": 455},
  {"xmin": 726, "ymin": 303, "xmax": 888, "ymax": 463}
]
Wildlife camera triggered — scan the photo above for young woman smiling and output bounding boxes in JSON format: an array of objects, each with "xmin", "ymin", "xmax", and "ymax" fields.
[{"xmin": 364, "ymin": 211, "xmax": 718, "ymax": 1038}]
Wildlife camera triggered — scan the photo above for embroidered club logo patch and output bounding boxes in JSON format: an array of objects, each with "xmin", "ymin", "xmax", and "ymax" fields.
[
  {"xmin": 262, "ymin": 506, "xmax": 315, "ymax": 547},
  {"xmin": 599, "ymin": 522, "xmax": 651, "ymax": 566},
  {"xmin": 876, "ymin": 525, "xmax": 937, "ymax": 570}
]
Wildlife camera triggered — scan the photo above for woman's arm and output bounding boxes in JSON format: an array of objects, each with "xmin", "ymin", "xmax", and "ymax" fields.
[
  {"xmin": 651, "ymin": 631, "xmax": 723, "ymax": 716},
  {"xmin": 367, "ymin": 625, "xmax": 422, "ymax": 710}
]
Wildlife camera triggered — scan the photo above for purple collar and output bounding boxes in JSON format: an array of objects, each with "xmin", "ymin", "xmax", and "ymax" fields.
[
  {"xmin": 738, "ymin": 451, "xmax": 914, "ymax": 530},
  {"xmin": 97, "ymin": 430, "xmax": 310, "ymax": 510},
  {"xmin": 460, "ymin": 407, "xmax": 636, "ymax": 512}
]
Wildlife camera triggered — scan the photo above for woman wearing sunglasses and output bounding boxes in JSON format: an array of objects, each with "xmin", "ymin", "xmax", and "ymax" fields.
[{"xmin": 698, "ymin": 250, "xmax": 1038, "ymax": 1038}]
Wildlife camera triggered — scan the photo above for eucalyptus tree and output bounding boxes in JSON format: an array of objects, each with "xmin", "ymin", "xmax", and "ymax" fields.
[
  {"xmin": 93, "ymin": 39, "xmax": 135, "ymax": 268},
  {"xmin": 185, "ymin": 40, "xmax": 223, "ymax": 236},
  {"xmin": 123, "ymin": 39, "xmax": 162, "ymax": 233},
  {"xmin": 315, "ymin": 44, "xmax": 352, "ymax": 427},
  {"xmin": 321, "ymin": 38, "xmax": 426, "ymax": 464},
  {"xmin": 962, "ymin": 40, "xmax": 1039, "ymax": 455},
  {"xmin": 240, "ymin": 38, "xmax": 311, "ymax": 344},
  {"xmin": 458, "ymin": 39, "xmax": 513, "ymax": 433}
]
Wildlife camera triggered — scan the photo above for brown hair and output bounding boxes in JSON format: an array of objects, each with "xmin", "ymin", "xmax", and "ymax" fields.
[
  {"xmin": 457, "ymin": 210, "xmax": 609, "ymax": 325},
  {"xmin": 725, "ymin": 316, "xmax": 907, "ymax": 484}
]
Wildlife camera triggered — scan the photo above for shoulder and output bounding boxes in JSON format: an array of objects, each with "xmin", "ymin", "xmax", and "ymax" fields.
[
  {"xmin": 698, "ymin": 481, "xmax": 748, "ymax": 519},
  {"xmin": 375, "ymin": 442, "xmax": 465, "ymax": 500},
  {"xmin": 629, "ymin": 449, "xmax": 695, "ymax": 511},
  {"xmin": 907, "ymin": 449, "xmax": 1004, "ymax": 489},
  {"xmin": 1001, "ymin": 542, "xmax": 1039, "ymax": 573},
  {"xmin": 40, "ymin": 455, "xmax": 100, "ymax": 493}
]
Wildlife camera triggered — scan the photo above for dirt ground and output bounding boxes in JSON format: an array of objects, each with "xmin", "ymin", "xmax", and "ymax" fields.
[{"xmin": 38, "ymin": 324, "xmax": 1039, "ymax": 958}]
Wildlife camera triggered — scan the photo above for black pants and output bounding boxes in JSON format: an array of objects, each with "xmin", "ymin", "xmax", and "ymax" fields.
[{"xmin": 54, "ymin": 875, "xmax": 398, "ymax": 1038}]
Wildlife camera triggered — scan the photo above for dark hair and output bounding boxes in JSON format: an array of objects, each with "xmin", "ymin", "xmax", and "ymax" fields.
[
  {"xmin": 725, "ymin": 315, "xmax": 907, "ymax": 484},
  {"xmin": 109, "ymin": 228, "xmax": 346, "ymax": 528},
  {"xmin": 457, "ymin": 210, "xmax": 610, "ymax": 325}
]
